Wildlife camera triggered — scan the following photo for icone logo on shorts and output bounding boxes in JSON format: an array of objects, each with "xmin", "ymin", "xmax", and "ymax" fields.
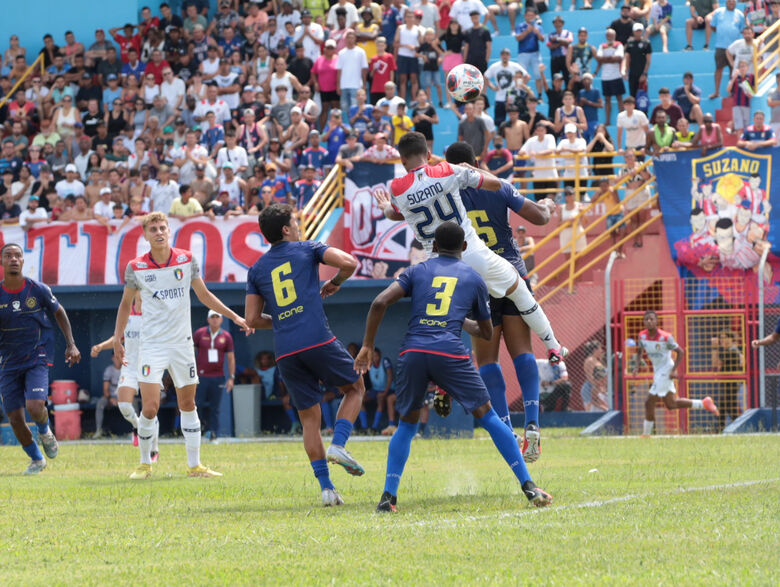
[
  {"xmin": 174, "ymin": 268, "xmax": 184, "ymax": 281},
  {"xmin": 142, "ymin": 365, "xmax": 150, "ymax": 376}
]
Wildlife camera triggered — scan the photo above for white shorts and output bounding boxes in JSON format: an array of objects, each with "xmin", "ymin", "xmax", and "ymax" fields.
[
  {"xmin": 462, "ymin": 239, "xmax": 520, "ymax": 298},
  {"xmin": 118, "ymin": 364, "xmax": 138, "ymax": 391},
  {"xmin": 137, "ymin": 344, "xmax": 199, "ymax": 389},
  {"xmin": 648, "ymin": 369, "xmax": 675, "ymax": 397}
]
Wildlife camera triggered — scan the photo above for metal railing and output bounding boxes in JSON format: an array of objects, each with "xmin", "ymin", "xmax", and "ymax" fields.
[
  {"xmin": 0, "ymin": 53, "xmax": 45, "ymax": 108},
  {"xmin": 300, "ymin": 164, "xmax": 344, "ymax": 240},
  {"xmin": 754, "ymin": 19, "xmax": 780, "ymax": 91}
]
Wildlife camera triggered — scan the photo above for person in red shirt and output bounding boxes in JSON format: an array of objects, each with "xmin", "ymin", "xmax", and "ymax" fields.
[
  {"xmin": 109, "ymin": 23, "xmax": 142, "ymax": 64},
  {"xmin": 144, "ymin": 49, "xmax": 171, "ymax": 85},
  {"xmin": 193, "ymin": 310, "xmax": 235, "ymax": 441},
  {"xmin": 369, "ymin": 37, "xmax": 397, "ymax": 104},
  {"xmin": 139, "ymin": 6, "xmax": 161, "ymax": 37}
]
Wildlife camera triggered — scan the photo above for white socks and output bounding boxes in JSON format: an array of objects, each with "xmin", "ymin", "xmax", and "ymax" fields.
[
  {"xmin": 153, "ymin": 418, "xmax": 159, "ymax": 452},
  {"xmin": 180, "ymin": 409, "xmax": 201, "ymax": 468},
  {"xmin": 506, "ymin": 284, "xmax": 560, "ymax": 351},
  {"xmin": 138, "ymin": 415, "xmax": 157, "ymax": 465},
  {"xmin": 118, "ymin": 402, "xmax": 139, "ymax": 430},
  {"xmin": 643, "ymin": 420, "xmax": 654, "ymax": 435},
  {"xmin": 691, "ymin": 399, "xmax": 703, "ymax": 409}
]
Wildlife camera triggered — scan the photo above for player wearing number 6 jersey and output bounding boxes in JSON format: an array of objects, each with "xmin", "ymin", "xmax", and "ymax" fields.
[
  {"xmin": 354, "ymin": 222, "xmax": 552, "ymax": 511},
  {"xmin": 374, "ymin": 132, "xmax": 567, "ymax": 364},
  {"xmin": 114, "ymin": 211, "xmax": 252, "ymax": 480},
  {"xmin": 245, "ymin": 204, "xmax": 367, "ymax": 507}
]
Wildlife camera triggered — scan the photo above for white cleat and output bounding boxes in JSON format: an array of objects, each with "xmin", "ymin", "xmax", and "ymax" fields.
[
  {"xmin": 326, "ymin": 445, "xmax": 365, "ymax": 476},
  {"xmin": 322, "ymin": 488, "xmax": 345, "ymax": 507},
  {"xmin": 23, "ymin": 459, "xmax": 47, "ymax": 475},
  {"xmin": 523, "ymin": 425, "xmax": 541, "ymax": 464},
  {"xmin": 40, "ymin": 431, "xmax": 59, "ymax": 459}
]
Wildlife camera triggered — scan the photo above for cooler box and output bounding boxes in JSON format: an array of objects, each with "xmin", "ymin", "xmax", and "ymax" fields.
[
  {"xmin": 54, "ymin": 403, "xmax": 81, "ymax": 440},
  {"xmin": 51, "ymin": 380, "xmax": 78, "ymax": 405}
]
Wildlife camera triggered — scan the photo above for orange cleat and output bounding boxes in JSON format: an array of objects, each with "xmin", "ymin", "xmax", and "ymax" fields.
[{"xmin": 702, "ymin": 396, "xmax": 720, "ymax": 417}]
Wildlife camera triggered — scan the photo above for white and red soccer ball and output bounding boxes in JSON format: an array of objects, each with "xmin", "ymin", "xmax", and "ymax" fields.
[{"xmin": 446, "ymin": 64, "xmax": 485, "ymax": 103}]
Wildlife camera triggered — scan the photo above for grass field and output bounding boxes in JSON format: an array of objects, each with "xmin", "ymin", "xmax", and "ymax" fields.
[{"xmin": 1, "ymin": 430, "xmax": 777, "ymax": 585}]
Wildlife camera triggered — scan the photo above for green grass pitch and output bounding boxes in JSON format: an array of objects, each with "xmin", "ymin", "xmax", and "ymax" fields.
[{"xmin": 1, "ymin": 430, "xmax": 777, "ymax": 585}]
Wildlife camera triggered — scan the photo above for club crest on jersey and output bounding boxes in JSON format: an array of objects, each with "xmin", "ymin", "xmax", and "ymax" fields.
[
  {"xmin": 12, "ymin": 301, "xmax": 20, "ymax": 311},
  {"xmin": 176, "ymin": 254, "xmax": 188, "ymax": 263},
  {"xmin": 26, "ymin": 297, "xmax": 37, "ymax": 309},
  {"xmin": 174, "ymin": 268, "xmax": 184, "ymax": 281},
  {"xmin": 142, "ymin": 365, "xmax": 150, "ymax": 376}
]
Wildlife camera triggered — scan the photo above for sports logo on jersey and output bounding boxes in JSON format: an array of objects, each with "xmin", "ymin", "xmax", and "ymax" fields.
[
  {"xmin": 174, "ymin": 268, "xmax": 184, "ymax": 281},
  {"xmin": 144, "ymin": 274, "xmax": 157, "ymax": 283},
  {"xmin": 142, "ymin": 365, "xmax": 150, "ymax": 377},
  {"xmin": 26, "ymin": 297, "xmax": 37, "ymax": 309},
  {"xmin": 12, "ymin": 301, "xmax": 20, "ymax": 312},
  {"xmin": 177, "ymin": 254, "xmax": 188, "ymax": 262},
  {"xmin": 136, "ymin": 262, "xmax": 148, "ymax": 268}
]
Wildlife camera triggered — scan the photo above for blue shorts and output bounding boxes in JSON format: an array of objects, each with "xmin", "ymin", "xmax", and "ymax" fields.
[
  {"xmin": 0, "ymin": 364, "xmax": 49, "ymax": 413},
  {"xmin": 397, "ymin": 55, "xmax": 420, "ymax": 75},
  {"xmin": 488, "ymin": 275, "xmax": 534, "ymax": 327},
  {"xmin": 606, "ymin": 213, "xmax": 624, "ymax": 229},
  {"xmin": 277, "ymin": 339, "xmax": 359, "ymax": 411},
  {"xmin": 395, "ymin": 351, "xmax": 489, "ymax": 416},
  {"xmin": 420, "ymin": 70, "xmax": 440, "ymax": 89},
  {"xmin": 601, "ymin": 78, "xmax": 625, "ymax": 97}
]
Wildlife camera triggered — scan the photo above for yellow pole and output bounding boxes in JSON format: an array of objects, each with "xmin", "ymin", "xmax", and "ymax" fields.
[
  {"xmin": 0, "ymin": 54, "xmax": 43, "ymax": 109},
  {"xmin": 753, "ymin": 42, "xmax": 760, "ymax": 92}
]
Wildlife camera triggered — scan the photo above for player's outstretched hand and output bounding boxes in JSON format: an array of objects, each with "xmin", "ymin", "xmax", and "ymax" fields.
[
  {"xmin": 538, "ymin": 198, "xmax": 557, "ymax": 215},
  {"xmin": 372, "ymin": 187, "xmax": 391, "ymax": 209},
  {"xmin": 320, "ymin": 280, "xmax": 340, "ymax": 298},
  {"xmin": 65, "ymin": 344, "xmax": 81, "ymax": 366},
  {"xmin": 234, "ymin": 316, "xmax": 254, "ymax": 336},
  {"xmin": 354, "ymin": 345, "xmax": 373, "ymax": 374},
  {"xmin": 751, "ymin": 339, "xmax": 760, "ymax": 348},
  {"xmin": 90, "ymin": 344, "xmax": 101, "ymax": 358}
]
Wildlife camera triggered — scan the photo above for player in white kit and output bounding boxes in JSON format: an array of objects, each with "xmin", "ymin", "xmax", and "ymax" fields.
[
  {"xmin": 91, "ymin": 291, "xmax": 159, "ymax": 460},
  {"xmin": 373, "ymin": 132, "xmax": 567, "ymax": 363},
  {"xmin": 114, "ymin": 211, "xmax": 252, "ymax": 479},
  {"xmin": 633, "ymin": 310, "xmax": 719, "ymax": 436}
]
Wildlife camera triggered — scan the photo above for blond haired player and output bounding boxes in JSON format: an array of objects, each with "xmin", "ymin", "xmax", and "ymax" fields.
[{"xmin": 114, "ymin": 212, "xmax": 252, "ymax": 479}]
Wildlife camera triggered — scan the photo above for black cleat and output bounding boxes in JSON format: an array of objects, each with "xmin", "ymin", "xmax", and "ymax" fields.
[
  {"xmin": 376, "ymin": 491, "xmax": 397, "ymax": 513},
  {"xmin": 522, "ymin": 481, "xmax": 553, "ymax": 507},
  {"xmin": 433, "ymin": 388, "xmax": 452, "ymax": 418}
]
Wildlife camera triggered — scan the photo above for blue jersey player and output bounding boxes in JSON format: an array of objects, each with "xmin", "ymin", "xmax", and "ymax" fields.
[
  {"xmin": 0, "ymin": 243, "xmax": 81, "ymax": 475},
  {"xmin": 445, "ymin": 141, "xmax": 556, "ymax": 464},
  {"xmin": 355, "ymin": 222, "xmax": 553, "ymax": 512},
  {"xmin": 245, "ymin": 204, "xmax": 367, "ymax": 507}
]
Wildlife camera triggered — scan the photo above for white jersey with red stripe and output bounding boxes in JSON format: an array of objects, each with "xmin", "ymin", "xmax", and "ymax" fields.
[
  {"xmin": 124, "ymin": 247, "xmax": 199, "ymax": 347},
  {"xmin": 390, "ymin": 162, "xmax": 484, "ymax": 255},
  {"xmin": 638, "ymin": 328, "xmax": 678, "ymax": 373}
]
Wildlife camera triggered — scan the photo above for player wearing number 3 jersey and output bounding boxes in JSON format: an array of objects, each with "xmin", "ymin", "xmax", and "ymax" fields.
[
  {"xmin": 245, "ymin": 204, "xmax": 367, "ymax": 507},
  {"xmin": 376, "ymin": 132, "xmax": 566, "ymax": 363}
]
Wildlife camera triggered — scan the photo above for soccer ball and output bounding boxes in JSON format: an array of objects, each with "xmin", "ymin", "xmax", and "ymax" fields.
[{"xmin": 446, "ymin": 64, "xmax": 484, "ymax": 103}]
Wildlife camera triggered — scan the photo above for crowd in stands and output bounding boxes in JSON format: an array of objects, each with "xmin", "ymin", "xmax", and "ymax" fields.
[{"xmin": 0, "ymin": 0, "xmax": 777, "ymax": 231}]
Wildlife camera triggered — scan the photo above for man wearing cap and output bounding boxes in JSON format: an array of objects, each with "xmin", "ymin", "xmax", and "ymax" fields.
[
  {"xmin": 300, "ymin": 130, "xmax": 331, "ymax": 179},
  {"xmin": 150, "ymin": 165, "xmax": 179, "ymax": 213},
  {"xmin": 486, "ymin": 48, "xmax": 528, "ymax": 126},
  {"xmin": 294, "ymin": 164, "xmax": 323, "ymax": 210},
  {"xmin": 463, "ymin": 10, "xmax": 492, "ymax": 75},
  {"xmin": 261, "ymin": 162, "xmax": 294, "ymax": 203},
  {"xmin": 217, "ymin": 161, "xmax": 248, "ymax": 208},
  {"xmin": 295, "ymin": 10, "xmax": 325, "ymax": 62},
  {"xmin": 193, "ymin": 311, "xmax": 235, "ymax": 442},
  {"xmin": 215, "ymin": 131, "xmax": 249, "ymax": 177},
  {"xmin": 623, "ymin": 23, "xmax": 652, "ymax": 99},
  {"xmin": 336, "ymin": 130, "xmax": 366, "ymax": 171},
  {"xmin": 18, "ymin": 195, "xmax": 49, "ymax": 230},
  {"xmin": 55, "ymin": 164, "xmax": 85, "ymax": 198},
  {"xmin": 547, "ymin": 16, "xmax": 573, "ymax": 83},
  {"xmin": 93, "ymin": 186, "xmax": 116, "ymax": 220}
]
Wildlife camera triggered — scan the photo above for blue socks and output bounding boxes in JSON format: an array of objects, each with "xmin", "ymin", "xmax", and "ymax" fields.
[
  {"xmin": 479, "ymin": 363, "xmax": 511, "ymax": 429},
  {"xmin": 384, "ymin": 420, "xmax": 418, "ymax": 496},
  {"xmin": 476, "ymin": 408, "xmax": 531, "ymax": 485},
  {"xmin": 321, "ymin": 401, "xmax": 334, "ymax": 429},
  {"xmin": 513, "ymin": 353, "xmax": 540, "ymax": 427},
  {"xmin": 285, "ymin": 408, "xmax": 298, "ymax": 425},
  {"xmin": 332, "ymin": 418, "xmax": 352, "ymax": 447},
  {"xmin": 36, "ymin": 418, "xmax": 50, "ymax": 436},
  {"xmin": 372, "ymin": 409, "xmax": 383, "ymax": 430},
  {"xmin": 311, "ymin": 458, "xmax": 334, "ymax": 490},
  {"xmin": 358, "ymin": 410, "xmax": 368, "ymax": 428},
  {"xmin": 22, "ymin": 441, "xmax": 44, "ymax": 461}
]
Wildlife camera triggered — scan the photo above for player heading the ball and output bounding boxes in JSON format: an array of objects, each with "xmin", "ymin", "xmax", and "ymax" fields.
[{"xmin": 374, "ymin": 131, "xmax": 567, "ymax": 364}]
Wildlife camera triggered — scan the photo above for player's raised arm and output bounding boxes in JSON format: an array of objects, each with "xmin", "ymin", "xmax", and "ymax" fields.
[
  {"xmin": 244, "ymin": 292, "xmax": 273, "ymax": 330},
  {"xmin": 113, "ymin": 286, "xmax": 136, "ymax": 364},
  {"xmin": 355, "ymin": 281, "xmax": 406, "ymax": 374},
  {"xmin": 53, "ymin": 305, "xmax": 80, "ymax": 366},
  {"xmin": 518, "ymin": 197, "xmax": 556, "ymax": 225},
  {"xmin": 752, "ymin": 332, "xmax": 780, "ymax": 348},
  {"xmin": 452, "ymin": 162, "xmax": 503, "ymax": 192},
  {"xmin": 320, "ymin": 247, "xmax": 358, "ymax": 298},
  {"xmin": 191, "ymin": 277, "xmax": 253, "ymax": 335},
  {"xmin": 91, "ymin": 336, "xmax": 114, "ymax": 357},
  {"xmin": 373, "ymin": 187, "xmax": 404, "ymax": 221}
]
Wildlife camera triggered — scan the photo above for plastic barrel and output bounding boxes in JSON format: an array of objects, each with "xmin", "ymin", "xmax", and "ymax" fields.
[
  {"xmin": 51, "ymin": 380, "xmax": 78, "ymax": 405},
  {"xmin": 54, "ymin": 407, "xmax": 81, "ymax": 440}
]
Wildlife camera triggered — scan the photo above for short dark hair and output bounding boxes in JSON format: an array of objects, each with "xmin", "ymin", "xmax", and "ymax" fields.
[
  {"xmin": 1, "ymin": 243, "xmax": 22, "ymax": 256},
  {"xmin": 715, "ymin": 217, "xmax": 733, "ymax": 230},
  {"xmin": 434, "ymin": 221, "xmax": 465, "ymax": 252},
  {"xmin": 179, "ymin": 184, "xmax": 190, "ymax": 195},
  {"xmin": 658, "ymin": 87, "xmax": 670, "ymax": 95},
  {"xmin": 643, "ymin": 309, "xmax": 658, "ymax": 319},
  {"xmin": 445, "ymin": 141, "xmax": 477, "ymax": 167},
  {"xmin": 259, "ymin": 203, "xmax": 295, "ymax": 244},
  {"xmin": 397, "ymin": 132, "xmax": 428, "ymax": 159}
]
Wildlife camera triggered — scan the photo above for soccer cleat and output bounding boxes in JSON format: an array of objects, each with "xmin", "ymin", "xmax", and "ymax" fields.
[
  {"xmin": 23, "ymin": 459, "xmax": 47, "ymax": 475},
  {"xmin": 321, "ymin": 488, "xmax": 345, "ymax": 506},
  {"xmin": 187, "ymin": 464, "xmax": 223, "ymax": 478},
  {"xmin": 522, "ymin": 424, "xmax": 541, "ymax": 464},
  {"xmin": 326, "ymin": 445, "xmax": 365, "ymax": 476},
  {"xmin": 376, "ymin": 491, "xmax": 397, "ymax": 513},
  {"xmin": 381, "ymin": 424, "xmax": 397, "ymax": 436},
  {"xmin": 132, "ymin": 430, "xmax": 139, "ymax": 447},
  {"xmin": 702, "ymin": 396, "xmax": 720, "ymax": 417},
  {"xmin": 433, "ymin": 388, "xmax": 452, "ymax": 418},
  {"xmin": 151, "ymin": 450, "xmax": 159, "ymax": 463},
  {"xmin": 40, "ymin": 431, "xmax": 59, "ymax": 459},
  {"xmin": 522, "ymin": 481, "xmax": 552, "ymax": 507},
  {"xmin": 129, "ymin": 464, "xmax": 152, "ymax": 480},
  {"xmin": 548, "ymin": 346, "xmax": 569, "ymax": 364}
]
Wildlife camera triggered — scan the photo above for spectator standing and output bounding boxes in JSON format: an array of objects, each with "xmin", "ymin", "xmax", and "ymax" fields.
[
  {"xmin": 617, "ymin": 96, "xmax": 649, "ymax": 154},
  {"xmin": 381, "ymin": 0, "xmax": 403, "ymax": 51},
  {"xmin": 357, "ymin": 9, "xmax": 380, "ymax": 61},
  {"xmin": 547, "ymin": 16, "xmax": 573, "ymax": 84},
  {"xmin": 726, "ymin": 26, "xmax": 756, "ymax": 74},
  {"xmin": 337, "ymin": 31, "xmax": 369, "ymax": 116},
  {"xmin": 394, "ymin": 11, "xmax": 423, "ymax": 100},
  {"xmin": 194, "ymin": 310, "xmax": 235, "ymax": 442},
  {"xmin": 709, "ymin": 0, "xmax": 745, "ymax": 98},
  {"xmin": 623, "ymin": 23, "xmax": 653, "ymax": 99},
  {"xmin": 516, "ymin": 225, "xmax": 537, "ymax": 288},
  {"xmin": 411, "ymin": 89, "xmax": 439, "ymax": 151},
  {"xmin": 463, "ymin": 10, "xmax": 492, "ymax": 74},
  {"xmin": 294, "ymin": 10, "xmax": 325, "ymax": 62},
  {"xmin": 417, "ymin": 28, "xmax": 444, "ymax": 107},
  {"xmin": 685, "ymin": 0, "xmax": 718, "ymax": 50},
  {"xmin": 515, "ymin": 8, "xmax": 545, "ymax": 96},
  {"xmin": 521, "ymin": 123, "xmax": 559, "ymax": 199},
  {"xmin": 557, "ymin": 123, "xmax": 588, "ymax": 188},
  {"xmin": 578, "ymin": 73, "xmax": 603, "ymax": 141},
  {"xmin": 610, "ymin": 5, "xmax": 636, "ymax": 46},
  {"xmin": 744, "ymin": 0, "xmax": 768, "ymax": 34},
  {"xmin": 596, "ymin": 28, "xmax": 625, "ymax": 125},
  {"xmin": 457, "ymin": 101, "xmax": 490, "ymax": 160},
  {"xmin": 482, "ymin": 135, "xmax": 514, "ymax": 179},
  {"xmin": 727, "ymin": 60, "xmax": 754, "ymax": 132},
  {"xmin": 485, "ymin": 48, "xmax": 527, "ymax": 126},
  {"xmin": 587, "ymin": 124, "xmax": 616, "ymax": 181},
  {"xmin": 567, "ymin": 27, "xmax": 596, "ymax": 77},
  {"xmin": 582, "ymin": 340, "xmax": 609, "ymax": 411},
  {"xmin": 369, "ymin": 37, "xmax": 397, "ymax": 105},
  {"xmin": 18, "ymin": 195, "xmax": 49, "ymax": 231}
]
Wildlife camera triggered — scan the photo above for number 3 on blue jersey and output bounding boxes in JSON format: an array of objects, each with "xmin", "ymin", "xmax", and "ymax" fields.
[
  {"xmin": 271, "ymin": 262, "xmax": 297, "ymax": 306},
  {"xmin": 409, "ymin": 193, "xmax": 462, "ymax": 239},
  {"xmin": 426, "ymin": 276, "xmax": 458, "ymax": 316}
]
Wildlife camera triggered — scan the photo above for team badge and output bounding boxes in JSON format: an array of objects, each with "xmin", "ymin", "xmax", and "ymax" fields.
[
  {"xmin": 176, "ymin": 254, "xmax": 188, "ymax": 262},
  {"xmin": 12, "ymin": 301, "xmax": 20, "ymax": 311},
  {"xmin": 142, "ymin": 365, "xmax": 150, "ymax": 377},
  {"xmin": 26, "ymin": 297, "xmax": 37, "ymax": 309},
  {"xmin": 174, "ymin": 268, "xmax": 184, "ymax": 280}
]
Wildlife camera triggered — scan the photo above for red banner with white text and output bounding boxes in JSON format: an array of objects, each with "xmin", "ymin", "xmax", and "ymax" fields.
[{"xmin": 0, "ymin": 217, "xmax": 270, "ymax": 285}]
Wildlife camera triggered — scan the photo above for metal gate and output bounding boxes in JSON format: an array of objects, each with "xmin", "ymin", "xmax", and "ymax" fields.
[{"xmin": 610, "ymin": 277, "xmax": 758, "ymax": 434}]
